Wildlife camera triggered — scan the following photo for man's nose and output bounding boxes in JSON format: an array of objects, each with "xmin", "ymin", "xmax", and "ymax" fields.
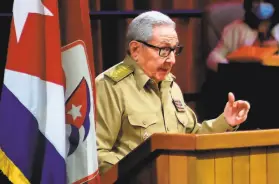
[{"xmin": 166, "ymin": 51, "xmax": 176, "ymax": 64}]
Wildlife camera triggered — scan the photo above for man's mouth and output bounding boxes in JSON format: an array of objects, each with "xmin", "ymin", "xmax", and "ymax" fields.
[{"xmin": 159, "ymin": 68, "xmax": 170, "ymax": 72}]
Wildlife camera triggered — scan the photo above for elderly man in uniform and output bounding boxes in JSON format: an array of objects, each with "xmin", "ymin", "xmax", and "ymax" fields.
[{"xmin": 95, "ymin": 10, "xmax": 250, "ymax": 174}]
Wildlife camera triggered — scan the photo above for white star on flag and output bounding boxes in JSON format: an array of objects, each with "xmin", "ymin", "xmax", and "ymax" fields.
[
  {"xmin": 13, "ymin": 0, "xmax": 53, "ymax": 42},
  {"xmin": 67, "ymin": 104, "xmax": 82, "ymax": 121}
]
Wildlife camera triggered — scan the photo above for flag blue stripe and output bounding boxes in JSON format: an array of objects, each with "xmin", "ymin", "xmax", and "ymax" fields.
[
  {"xmin": 0, "ymin": 85, "xmax": 66, "ymax": 184},
  {"xmin": 33, "ymin": 134, "xmax": 66, "ymax": 184}
]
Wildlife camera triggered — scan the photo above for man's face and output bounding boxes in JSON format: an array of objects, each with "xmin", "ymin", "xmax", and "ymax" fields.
[{"xmin": 136, "ymin": 25, "xmax": 179, "ymax": 82}]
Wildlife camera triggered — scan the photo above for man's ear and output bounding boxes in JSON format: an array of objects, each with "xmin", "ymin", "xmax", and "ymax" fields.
[{"xmin": 129, "ymin": 41, "xmax": 141, "ymax": 61}]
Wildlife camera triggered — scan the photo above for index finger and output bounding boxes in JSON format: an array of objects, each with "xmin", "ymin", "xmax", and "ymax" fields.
[{"xmin": 228, "ymin": 92, "xmax": 235, "ymax": 104}]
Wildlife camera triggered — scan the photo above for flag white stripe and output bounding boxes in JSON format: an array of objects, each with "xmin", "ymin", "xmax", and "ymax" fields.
[{"xmin": 4, "ymin": 69, "xmax": 66, "ymax": 159}]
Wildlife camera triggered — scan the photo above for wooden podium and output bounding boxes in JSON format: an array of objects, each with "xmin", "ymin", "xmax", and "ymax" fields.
[{"xmin": 101, "ymin": 130, "xmax": 279, "ymax": 184}]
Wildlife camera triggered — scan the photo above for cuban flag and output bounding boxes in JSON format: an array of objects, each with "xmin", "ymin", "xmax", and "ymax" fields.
[{"xmin": 0, "ymin": 0, "xmax": 100, "ymax": 183}]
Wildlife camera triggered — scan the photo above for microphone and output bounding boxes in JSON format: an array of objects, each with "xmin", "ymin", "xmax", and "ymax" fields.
[
  {"xmin": 258, "ymin": 31, "xmax": 272, "ymax": 47},
  {"xmin": 258, "ymin": 31, "xmax": 279, "ymax": 54},
  {"xmin": 258, "ymin": 32, "xmax": 266, "ymax": 47}
]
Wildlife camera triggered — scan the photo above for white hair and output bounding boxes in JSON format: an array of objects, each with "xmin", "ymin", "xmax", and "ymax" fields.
[{"xmin": 126, "ymin": 11, "xmax": 176, "ymax": 54}]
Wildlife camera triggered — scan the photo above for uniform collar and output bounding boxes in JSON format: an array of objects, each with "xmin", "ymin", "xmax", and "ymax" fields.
[{"xmin": 123, "ymin": 55, "xmax": 176, "ymax": 89}]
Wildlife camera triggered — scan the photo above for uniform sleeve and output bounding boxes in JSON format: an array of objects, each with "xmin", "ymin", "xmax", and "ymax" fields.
[
  {"xmin": 186, "ymin": 106, "xmax": 238, "ymax": 134},
  {"xmin": 206, "ymin": 24, "xmax": 235, "ymax": 72},
  {"xmin": 95, "ymin": 78, "xmax": 123, "ymax": 174}
]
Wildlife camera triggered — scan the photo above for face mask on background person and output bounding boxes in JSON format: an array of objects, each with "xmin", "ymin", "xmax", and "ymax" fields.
[{"xmin": 252, "ymin": 2, "xmax": 275, "ymax": 20}]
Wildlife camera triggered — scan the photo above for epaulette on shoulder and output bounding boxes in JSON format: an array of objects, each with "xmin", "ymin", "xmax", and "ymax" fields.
[{"xmin": 104, "ymin": 63, "xmax": 134, "ymax": 83}]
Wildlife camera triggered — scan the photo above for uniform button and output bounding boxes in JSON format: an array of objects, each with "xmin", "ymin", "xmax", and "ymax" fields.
[
  {"xmin": 143, "ymin": 121, "xmax": 146, "ymax": 125},
  {"xmin": 143, "ymin": 131, "xmax": 149, "ymax": 140},
  {"xmin": 166, "ymin": 127, "xmax": 169, "ymax": 131}
]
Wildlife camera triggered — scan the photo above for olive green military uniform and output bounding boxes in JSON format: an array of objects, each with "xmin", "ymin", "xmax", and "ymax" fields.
[{"xmin": 96, "ymin": 55, "xmax": 236, "ymax": 174}]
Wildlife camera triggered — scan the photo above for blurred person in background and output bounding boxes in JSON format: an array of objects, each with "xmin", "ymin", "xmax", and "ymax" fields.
[{"xmin": 207, "ymin": 0, "xmax": 279, "ymax": 71}]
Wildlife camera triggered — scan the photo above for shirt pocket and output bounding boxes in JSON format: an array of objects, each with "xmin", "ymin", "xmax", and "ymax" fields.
[{"xmin": 127, "ymin": 113, "xmax": 158, "ymax": 146}]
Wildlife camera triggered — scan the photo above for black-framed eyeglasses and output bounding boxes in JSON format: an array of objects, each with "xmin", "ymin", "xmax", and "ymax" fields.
[{"xmin": 136, "ymin": 40, "xmax": 183, "ymax": 57}]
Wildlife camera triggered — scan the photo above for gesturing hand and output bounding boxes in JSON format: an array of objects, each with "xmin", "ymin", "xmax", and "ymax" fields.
[{"xmin": 224, "ymin": 92, "xmax": 250, "ymax": 127}]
